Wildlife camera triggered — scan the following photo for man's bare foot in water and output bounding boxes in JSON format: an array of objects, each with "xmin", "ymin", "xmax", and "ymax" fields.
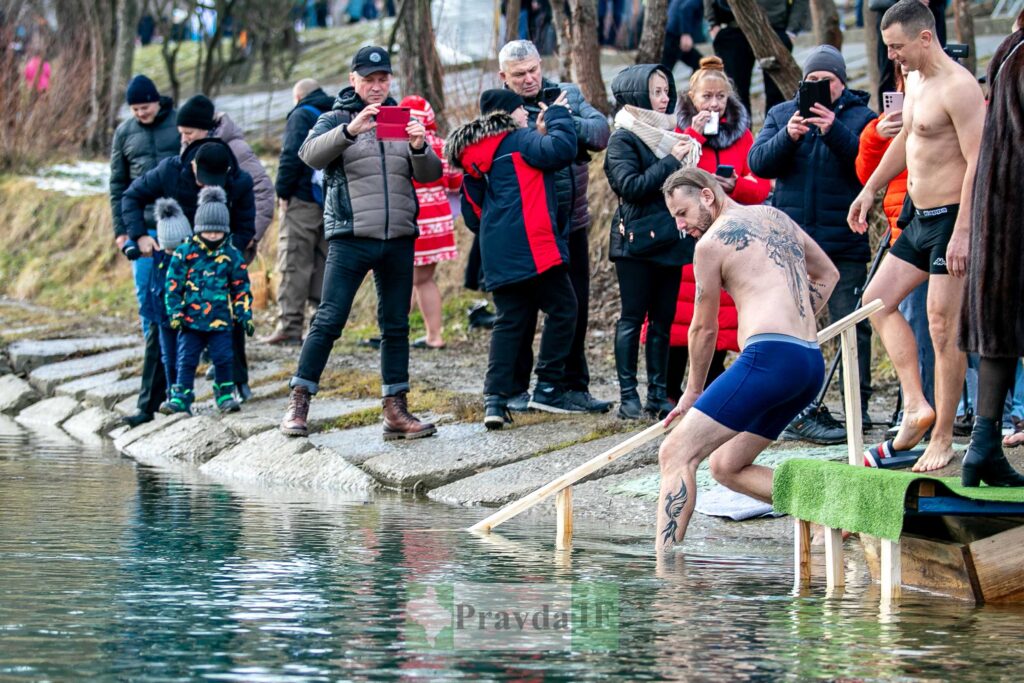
[
  {"xmin": 912, "ymin": 438, "xmax": 957, "ymax": 472},
  {"xmin": 893, "ymin": 405, "xmax": 936, "ymax": 452}
]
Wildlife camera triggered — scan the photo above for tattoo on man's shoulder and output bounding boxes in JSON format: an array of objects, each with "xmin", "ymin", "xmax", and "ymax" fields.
[
  {"xmin": 660, "ymin": 479, "xmax": 688, "ymax": 546},
  {"xmin": 713, "ymin": 212, "xmax": 810, "ymax": 318}
]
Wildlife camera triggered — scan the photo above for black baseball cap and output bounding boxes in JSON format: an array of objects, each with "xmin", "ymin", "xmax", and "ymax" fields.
[
  {"xmin": 352, "ymin": 46, "xmax": 392, "ymax": 77},
  {"xmin": 194, "ymin": 143, "xmax": 231, "ymax": 186}
]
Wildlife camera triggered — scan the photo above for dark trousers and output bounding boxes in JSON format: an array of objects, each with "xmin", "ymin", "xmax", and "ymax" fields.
[
  {"xmin": 232, "ymin": 324, "xmax": 248, "ymax": 386},
  {"xmin": 829, "ymin": 259, "xmax": 873, "ymax": 410},
  {"xmin": 667, "ymin": 347, "xmax": 728, "ymax": 403},
  {"xmin": 614, "ymin": 260, "xmax": 682, "ymax": 397},
  {"xmin": 157, "ymin": 325, "xmax": 179, "ymax": 392},
  {"xmin": 512, "ymin": 229, "xmax": 592, "ymax": 394},
  {"xmin": 662, "ymin": 32, "xmax": 703, "ymax": 73},
  {"xmin": 293, "ymin": 236, "xmax": 414, "ymax": 396},
  {"xmin": 485, "ymin": 267, "xmax": 577, "ymax": 397},
  {"xmin": 137, "ymin": 321, "xmax": 167, "ymax": 414},
  {"xmin": 713, "ymin": 26, "xmax": 792, "ymax": 116},
  {"xmin": 177, "ymin": 329, "xmax": 233, "ymax": 391}
]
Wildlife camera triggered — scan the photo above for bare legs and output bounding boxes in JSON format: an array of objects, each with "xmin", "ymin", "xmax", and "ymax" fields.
[{"xmin": 411, "ymin": 263, "xmax": 444, "ymax": 348}]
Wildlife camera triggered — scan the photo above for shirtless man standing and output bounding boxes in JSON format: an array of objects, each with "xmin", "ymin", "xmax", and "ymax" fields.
[
  {"xmin": 656, "ymin": 168, "xmax": 839, "ymax": 552},
  {"xmin": 848, "ymin": 0, "xmax": 985, "ymax": 472}
]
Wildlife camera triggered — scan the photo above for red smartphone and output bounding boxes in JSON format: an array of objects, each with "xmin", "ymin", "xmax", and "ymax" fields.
[{"xmin": 376, "ymin": 106, "xmax": 411, "ymax": 141}]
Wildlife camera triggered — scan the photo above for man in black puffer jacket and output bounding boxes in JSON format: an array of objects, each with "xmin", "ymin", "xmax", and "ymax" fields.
[
  {"xmin": 108, "ymin": 74, "xmax": 181, "ymax": 429},
  {"xmin": 264, "ymin": 78, "xmax": 334, "ymax": 346},
  {"xmin": 749, "ymin": 45, "xmax": 877, "ymax": 443},
  {"xmin": 497, "ymin": 39, "xmax": 612, "ymax": 414}
]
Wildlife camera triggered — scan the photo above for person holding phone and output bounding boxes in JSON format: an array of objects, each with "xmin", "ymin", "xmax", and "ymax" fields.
[
  {"xmin": 749, "ymin": 44, "xmax": 876, "ymax": 444},
  {"xmin": 279, "ymin": 46, "xmax": 443, "ymax": 441}
]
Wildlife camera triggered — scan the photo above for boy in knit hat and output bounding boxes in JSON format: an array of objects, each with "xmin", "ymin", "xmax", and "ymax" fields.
[{"xmin": 164, "ymin": 186, "xmax": 254, "ymax": 414}]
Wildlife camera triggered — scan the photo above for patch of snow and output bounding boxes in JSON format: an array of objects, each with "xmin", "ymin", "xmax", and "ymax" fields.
[{"xmin": 29, "ymin": 161, "xmax": 110, "ymax": 197}]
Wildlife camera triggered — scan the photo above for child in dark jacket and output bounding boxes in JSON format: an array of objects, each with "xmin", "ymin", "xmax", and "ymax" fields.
[
  {"xmin": 165, "ymin": 186, "xmax": 253, "ymax": 414},
  {"xmin": 147, "ymin": 197, "xmax": 194, "ymax": 412},
  {"xmin": 446, "ymin": 89, "xmax": 578, "ymax": 429}
]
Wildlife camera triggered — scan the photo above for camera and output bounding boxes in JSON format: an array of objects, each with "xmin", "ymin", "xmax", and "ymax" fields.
[
  {"xmin": 122, "ymin": 239, "xmax": 141, "ymax": 261},
  {"xmin": 944, "ymin": 43, "xmax": 969, "ymax": 60}
]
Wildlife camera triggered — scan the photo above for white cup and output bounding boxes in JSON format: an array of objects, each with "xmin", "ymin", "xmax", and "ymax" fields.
[{"xmin": 704, "ymin": 110, "xmax": 720, "ymax": 136}]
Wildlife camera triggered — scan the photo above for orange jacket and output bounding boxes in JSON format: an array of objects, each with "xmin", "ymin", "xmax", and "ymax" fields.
[{"xmin": 855, "ymin": 116, "xmax": 908, "ymax": 245}]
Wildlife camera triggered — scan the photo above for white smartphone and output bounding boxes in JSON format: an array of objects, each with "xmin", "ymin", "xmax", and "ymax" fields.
[
  {"xmin": 883, "ymin": 91, "xmax": 904, "ymax": 117},
  {"xmin": 704, "ymin": 110, "xmax": 720, "ymax": 136}
]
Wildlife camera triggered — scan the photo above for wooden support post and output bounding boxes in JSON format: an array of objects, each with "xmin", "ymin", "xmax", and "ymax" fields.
[
  {"xmin": 881, "ymin": 538, "xmax": 902, "ymax": 600},
  {"xmin": 556, "ymin": 487, "xmax": 573, "ymax": 550},
  {"xmin": 840, "ymin": 327, "xmax": 864, "ymax": 466},
  {"xmin": 794, "ymin": 518, "xmax": 812, "ymax": 585},
  {"xmin": 825, "ymin": 527, "xmax": 844, "ymax": 590}
]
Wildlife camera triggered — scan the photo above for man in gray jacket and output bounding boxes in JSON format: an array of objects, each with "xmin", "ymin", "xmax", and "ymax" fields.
[
  {"xmin": 108, "ymin": 74, "xmax": 180, "ymax": 428},
  {"xmin": 280, "ymin": 46, "xmax": 443, "ymax": 440},
  {"xmin": 498, "ymin": 39, "xmax": 612, "ymax": 414}
]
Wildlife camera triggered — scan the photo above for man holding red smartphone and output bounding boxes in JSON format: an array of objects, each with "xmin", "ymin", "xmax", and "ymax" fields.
[{"xmin": 279, "ymin": 45, "xmax": 443, "ymax": 441}]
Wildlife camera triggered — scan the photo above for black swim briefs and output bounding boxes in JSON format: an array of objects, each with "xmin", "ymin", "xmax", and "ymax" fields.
[{"xmin": 888, "ymin": 204, "xmax": 959, "ymax": 275}]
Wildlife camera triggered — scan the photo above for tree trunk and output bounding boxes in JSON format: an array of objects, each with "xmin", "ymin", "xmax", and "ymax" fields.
[
  {"xmin": 550, "ymin": 0, "xmax": 573, "ymax": 82},
  {"xmin": 505, "ymin": 0, "xmax": 521, "ymax": 43},
  {"xmin": 810, "ymin": 0, "xmax": 843, "ymax": 50},
  {"xmin": 953, "ymin": 0, "xmax": 976, "ymax": 76},
  {"xmin": 567, "ymin": 0, "xmax": 610, "ymax": 114},
  {"xmin": 727, "ymin": 0, "xmax": 803, "ymax": 101},
  {"xmin": 400, "ymin": 0, "xmax": 447, "ymax": 132},
  {"xmin": 635, "ymin": 0, "xmax": 667, "ymax": 65},
  {"xmin": 108, "ymin": 0, "xmax": 139, "ymax": 138},
  {"xmin": 863, "ymin": 8, "xmax": 880, "ymax": 112}
]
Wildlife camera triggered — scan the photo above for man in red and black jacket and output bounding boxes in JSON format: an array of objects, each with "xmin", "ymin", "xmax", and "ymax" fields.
[{"xmin": 447, "ymin": 89, "xmax": 581, "ymax": 429}]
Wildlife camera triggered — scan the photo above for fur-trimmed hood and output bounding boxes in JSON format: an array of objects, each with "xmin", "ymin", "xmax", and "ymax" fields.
[
  {"xmin": 676, "ymin": 93, "xmax": 751, "ymax": 150},
  {"xmin": 445, "ymin": 111, "xmax": 518, "ymax": 177}
]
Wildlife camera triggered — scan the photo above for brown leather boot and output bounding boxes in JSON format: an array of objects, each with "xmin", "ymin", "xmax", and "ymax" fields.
[
  {"xmin": 280, "ymin": 386, "xmax": 311, "ymax": 437},
  {"xmin": 259, "ymin": 329, "xmax": 303, "ymax": 346},
  {"xmin": 382, "ymin": 391, "xmax": 437, "ymax": 441}
]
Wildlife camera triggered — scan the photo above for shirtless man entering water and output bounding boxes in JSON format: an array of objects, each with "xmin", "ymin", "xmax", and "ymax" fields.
[
  {"xmin": 656, "ymin": 169, "xmax": 839, "ymax": 552},
  {"xmin": 848, "ymin": 0, "xmax": 984, "ymax": 472}
]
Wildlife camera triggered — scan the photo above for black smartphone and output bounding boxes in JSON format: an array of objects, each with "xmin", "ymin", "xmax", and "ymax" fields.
[
  {"xmin": 715, "ymin": 164, "xmax": 735, "ymax": 178},
  {"xmin": 798, "ymin": 79, "xmax": 831, "ymax": 118},
  {"xmin": 542, "ymin": 86, "xmax": 561, "ymax": 105}
]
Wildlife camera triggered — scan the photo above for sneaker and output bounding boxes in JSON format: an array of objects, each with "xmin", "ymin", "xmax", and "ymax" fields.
[
  {"xmin": 507, "ymin": 391, "xmax": 531, "ymax": 413},
  {"xmin": 781, "ymin": 404, "xmax": 846, "ymax": 445},
  {"xmin": 468, "ymin": 301, "xmax": 497, "ymax": 329},
  {"xmin": 122, "ymin": 412, "xmax": 154, "ymax": 428},
  {"xmin": 213, "ymin": 382, "xmax": 241, "ymax": 413},
  {"xmin": 565, "ymin": 390, "xmax": 613, "ymax": 414},
  {"xmin": 484, "ymin": 395, "xmax": 513, "ymax": 430},
  {"xmin": 528, "ymin": 383, "xmax": 587, "ymax": 414},
  {"xmin": 236, "ymin": 383, "xmax": 253, "ymax": 403},
  {"xmin": 953, "ymin": 413, "xmax": 973, "ymax": 437}
]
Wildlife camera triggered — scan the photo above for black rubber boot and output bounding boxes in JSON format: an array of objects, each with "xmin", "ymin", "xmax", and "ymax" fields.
[
  {"xmin": 614, "ymin": 318, "xmax": 641, "ymax": 398},
  {"xmin": 618, "ymin": 389, "xmax": 643, "ymax": 420},
  {"xmin": 644, "ymin": 328, "xmax": 674, "ymax": 419},
  {"xmin": 962, "ymin": 416, "xmax": 1024, "ymax": 487}
]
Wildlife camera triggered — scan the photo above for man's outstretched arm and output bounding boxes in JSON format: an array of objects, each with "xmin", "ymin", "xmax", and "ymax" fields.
[{"xmin": 800, "ymin": 227, "xmax": 839, "ymax": 315}]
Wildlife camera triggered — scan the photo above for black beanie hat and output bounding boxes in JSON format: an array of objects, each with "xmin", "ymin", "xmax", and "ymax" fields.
[
  {"xmin": 126, "ymin": 75, "xmax": 160, "ymax": 105},
  {"xmin": 177, "ymin": 94, "xmax": 216, "ymax": 130},
  {"xmin": 480, "ymin": 89, "xmax": 525, "ymax": 116}
]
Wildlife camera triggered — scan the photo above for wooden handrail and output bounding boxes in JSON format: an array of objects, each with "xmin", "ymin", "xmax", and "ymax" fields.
[{"xmin": 467, "ymin": 299, "xmax": 885, "ymax": 534}]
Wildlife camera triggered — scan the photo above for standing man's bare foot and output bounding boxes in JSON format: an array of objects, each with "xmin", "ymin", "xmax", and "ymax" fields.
[
  {"xmin": 892, "ymin": 405, "xmax": 936, "ymax": 451},
  {"xmin": 912, "ymin": 439, "xmax": 957, "ymax": 472}
]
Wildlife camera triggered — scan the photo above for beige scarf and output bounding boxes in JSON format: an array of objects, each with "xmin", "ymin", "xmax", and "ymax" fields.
[{"xmin": 613, "ymin": 105, "xmax": 701, "ymax": 166}]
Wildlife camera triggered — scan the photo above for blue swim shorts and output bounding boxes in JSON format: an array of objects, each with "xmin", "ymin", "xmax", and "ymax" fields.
[{"xmin": 692, "ymin": 333, "xmax": 825, "ymax": 440}]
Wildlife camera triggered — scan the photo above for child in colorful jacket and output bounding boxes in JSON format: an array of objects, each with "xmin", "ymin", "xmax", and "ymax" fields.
[{"xmin": 165, "ymin": 186, "xmax": 253, "ymax": 414}]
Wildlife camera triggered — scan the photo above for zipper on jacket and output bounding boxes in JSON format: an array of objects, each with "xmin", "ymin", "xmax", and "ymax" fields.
[{"xmin": 379, "ymin": 140, "xmax": 389, "ymax": 239}]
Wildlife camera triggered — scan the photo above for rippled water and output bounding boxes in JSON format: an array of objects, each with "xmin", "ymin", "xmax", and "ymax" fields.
[{"xmin": 2, "ymin": 420, "xmax": 1024, "ymax": 681}]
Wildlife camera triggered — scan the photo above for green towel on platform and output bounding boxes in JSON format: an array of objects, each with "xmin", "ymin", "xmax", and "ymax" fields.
[{"xmin": 772, "ymin": 459, "xmax": 1024, "ymax": 541}]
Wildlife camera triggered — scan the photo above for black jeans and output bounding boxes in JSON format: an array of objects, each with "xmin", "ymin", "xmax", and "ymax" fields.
[
  {"xmin": 485, "ymin": 267, "xmax": 577, "ymax": 397},
  {"xmin": 137, "ymin": 321, "xmax": 167, "ymax": 414},
  {"xmin": 614, "ymin": 259, "xmax": 682, "ymax": 396},
  {"xmin": 667, "ymin": 347, "xmax": 728, "ymax": 403},
  {"xmin": 828, "ymin": 259, "xmax": 873, "ymax": 409},
  {"xmin": 713, "ymin": 26, "xmax": 792, "ymax": 115},
  {"xmin": 292, "ymin": 236, "xmax": 415, "ymax": 396},
  {"xmin": 512, "ymin": 229, "xmax": 592, "ymax": 393},
  {"xmin": 661, "ymin": 32, "xmax": 703, "ymax": 73}
]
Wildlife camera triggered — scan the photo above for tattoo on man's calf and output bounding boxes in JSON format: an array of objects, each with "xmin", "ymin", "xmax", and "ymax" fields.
[{"xmin": 660, "ymin": 479, "xmax": 688, "ymax": 545}]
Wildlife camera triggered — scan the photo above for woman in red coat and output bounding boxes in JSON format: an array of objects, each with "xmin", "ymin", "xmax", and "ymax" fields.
[
  {"xmin": 400, "ymin": 96, "xmax": 461, "ymax": 349},
  {"xmin": 662, "ymin": 57, "xmax": 768, "ymax": 401}
]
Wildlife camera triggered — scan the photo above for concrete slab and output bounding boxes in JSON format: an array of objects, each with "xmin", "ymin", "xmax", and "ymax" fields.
[
  {"xmin": 83, "ymin": 376, "xmax": 141, "ymax": 409},
  {"xmin": 53, "ymin": 370, "xmax": 123, "ymax": 401},
  {"xmin": 62, "ymin": 406, "xmax": 123, "ymax": 439},
  {"xmin": 122, "ymin": 415, "xmax": 240, "ymax": 465},
  {"xmin": 200, "ymin": 430, "xmax": 380, "ymax": 491},
  {"xmin": 113, "ymin": 394, "xmax": 138, "ymax": 416},
  {"xmin": 7, "ymin": 335, "xmax": 139, "ymax": 373},
  {"xmin": 322, "ymin": 417, "xmax": 607, "ymax": 491},
  {"xmin": 112, "ymin": 412, "xmax": 189, "ymax": 451},
  {"xmin": 427, "ymin": 429, "xmax": 657, "ymax": 507},
  {"xmin": 15, "ymin": 396, "xmax": 80, "ymax": 427},
  {"xmin": 28, "ymin": 347, "xmax": 142, "ymax": 394},
  {"xmin": 0, "ymin": 414, "xmax": 25, "ymax": 440},
  {"xmin": 0, "ymin": 374, "xmax": 40, "ymax": 414},
  {"xmin": 219, "ymin": 397, "xmax": 378, "ymax": 439}
]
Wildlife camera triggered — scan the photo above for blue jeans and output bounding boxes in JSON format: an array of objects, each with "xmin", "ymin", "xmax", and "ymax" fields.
[
  {"xmin": 898, "ymin": 281, "xmax": 935, "ymax": 408},
  {"xmin": 176, "ymin": 329, "xmax": 233, "ymax": 391},
  {"xmin": 157, "ymin": 325, "xmax": 179, "ymax": 392}
]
